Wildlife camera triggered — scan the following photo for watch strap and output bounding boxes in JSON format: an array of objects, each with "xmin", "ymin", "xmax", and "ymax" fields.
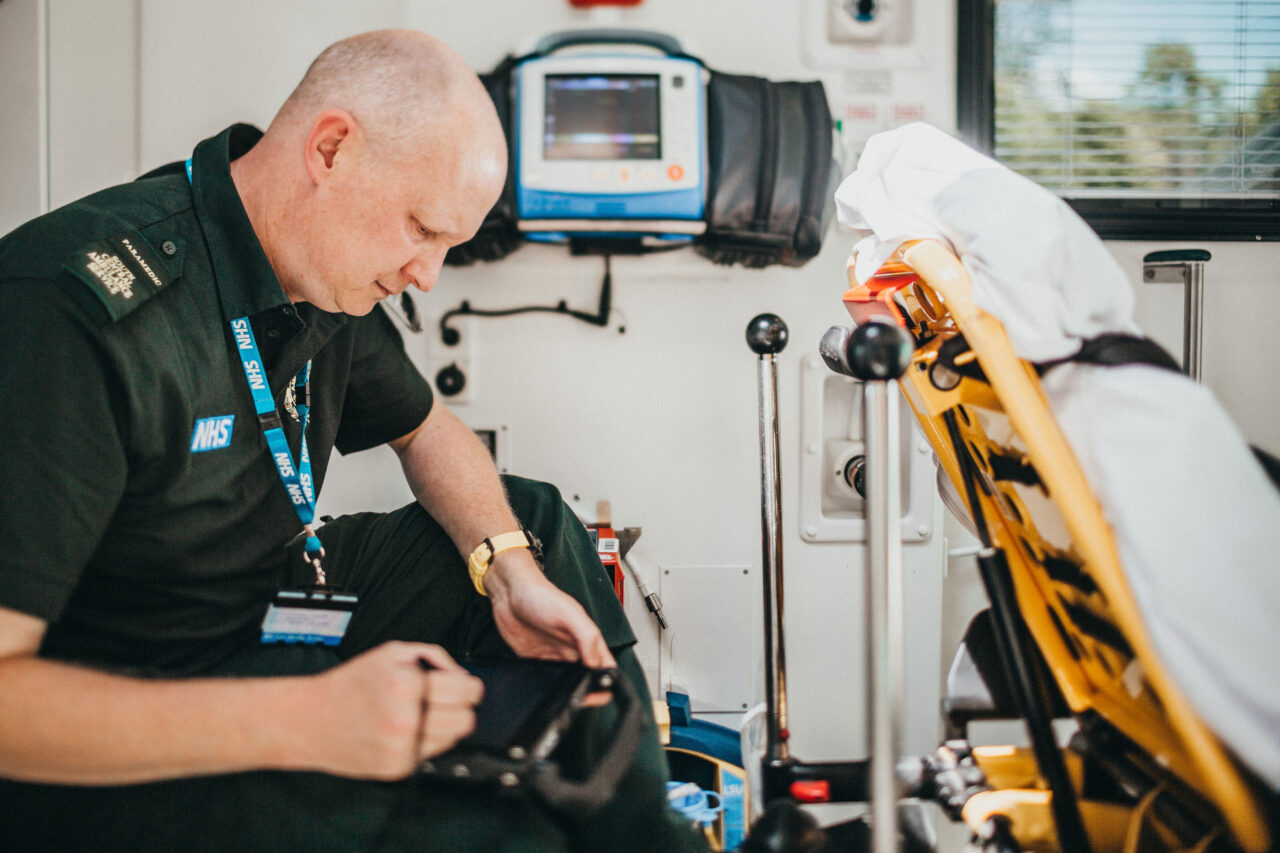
[{"xmin": 467, "ymin": 528, "xmax": 542, "ymax": 596}]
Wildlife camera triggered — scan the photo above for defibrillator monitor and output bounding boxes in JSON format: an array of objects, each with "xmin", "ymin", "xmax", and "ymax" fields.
[{"xmin": 515, "ymin": 54, "xmax": 706, "ymax": 239}]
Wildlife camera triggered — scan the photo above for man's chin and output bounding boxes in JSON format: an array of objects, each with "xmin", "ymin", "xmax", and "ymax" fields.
[
  {"xmin": 329, "ymin": 288, "xmax": 384, "ymax": 317},
  {"xmin": 339, "ymin": 300, "xmax": 379, "ymax": 317}
]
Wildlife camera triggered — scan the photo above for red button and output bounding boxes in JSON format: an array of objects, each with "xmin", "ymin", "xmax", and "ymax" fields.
[
  {"xmin": 667, "ymin": 164, "xmax": 684, "ymax": 180},
  {"xmin": 789, "ymin": 781, "xmax": 831, "ymax": 803}
]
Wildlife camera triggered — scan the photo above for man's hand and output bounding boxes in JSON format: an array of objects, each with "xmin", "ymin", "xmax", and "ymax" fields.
[
  {"xmin": 389, "ymin": 405, "xmax": 617, "ymax": 699},
  {"xmin": 484, "ymin": 550, "xmax": 617, "ymax": 673},
  {"xmin": 302, "ymin": 642, "xmax": 483, "ymax": 780}
]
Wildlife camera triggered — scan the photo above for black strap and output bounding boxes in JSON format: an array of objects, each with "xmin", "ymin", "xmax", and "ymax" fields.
[
  {"xmin": 1036, "ymin": 333, "xmax": 1181, "ymax": 375},
  {"xmin": 988, "ymin": 452, "xmax": 1041, "ymax": 488},
  {"xmin": 1042, "ymin": 554, "xmax": 1098, "ymax": 596},
  {"xmin": 1252, "ymin": 446, "xmax": 1280, "ymax": 492},
  {"xmin": 1036, "ymin": 334, "xmax": 1280, "ymax": 498},
  {"xmin": 937, "ymin": 333, "xmax": 989, "ymax": 382},
  {"xmin": 936, "ymin": 332, "xmax": 1180, "ymax": 387},
  {"xmin": 526, "ymin": 669, "xmax": 645, "ymax": 813}
]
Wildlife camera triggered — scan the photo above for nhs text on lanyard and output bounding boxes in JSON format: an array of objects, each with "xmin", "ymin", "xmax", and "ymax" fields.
[
  {"xmin": 229, "ymin": 317, "xmax": 322, "ymax": 578},
  {"xmin": 187, "ymin": 156, "xmax": 355, "ymax": 645}
]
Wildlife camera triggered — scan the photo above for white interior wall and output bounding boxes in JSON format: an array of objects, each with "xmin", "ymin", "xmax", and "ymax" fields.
[
  {"xmin": 46, "ymin": 0, "xmax": 139, "ymax": 208},
  {"xmin": 0, "ymin": 0, "xmax": 47, "ymax": 234},
  {"xmin": 17, "ymin": 0, "xmax": 1280, "ymax": 770},
  {"xmin": 1114, "ymin": 240, "xmax": 1280, "ymax": 455}
]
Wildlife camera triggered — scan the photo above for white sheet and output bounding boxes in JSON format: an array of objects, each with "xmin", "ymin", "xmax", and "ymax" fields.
[
  {"xmin": 835, "ymin": 122, "xmax": 1280, "ymax": 788},
  {"xmin": 835, "ymin": 122, "xmax": 1138, "ymax": 362}
]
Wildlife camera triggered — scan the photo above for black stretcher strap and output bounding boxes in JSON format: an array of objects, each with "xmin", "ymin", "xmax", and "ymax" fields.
[
  {"xmin": 988, "ymin": 452, "xmax": 1042, "ymax": 488},
  {"xmin": 1043, "ymin": 553, "xmax": 1098, "ymax": 597},
  {"xmin": 943, "ymin": 410, "xmax": 1093, "ymax": 853},
  {"xmin": 1036, "ymin": 333, "xmax": 1181, "ymax": 375},
  {"xmin": 936, "ymin": 331, "xmax": 1179, "ymax": 388},
  {"xmin": 1252, "ymin": 446, "xmax": 1280, "ymax": 492}
]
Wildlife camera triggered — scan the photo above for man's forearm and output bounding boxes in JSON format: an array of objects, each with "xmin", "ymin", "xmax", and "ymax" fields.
[
  {"xmin": 389, "ymin": 404, "xmax": 615, "ymax": 670},
  {"xmin": 0, "ymin": 656, "xmax": 314, "ymax": 785},
  {"xmin": 392, "ymin": 403, "xmax": 525, "ymax": 558}
]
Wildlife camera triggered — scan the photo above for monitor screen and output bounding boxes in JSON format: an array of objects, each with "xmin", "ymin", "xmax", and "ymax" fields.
[{"xmin": 543, "ymin": 74, "xmax": 661, "ymax": 160}]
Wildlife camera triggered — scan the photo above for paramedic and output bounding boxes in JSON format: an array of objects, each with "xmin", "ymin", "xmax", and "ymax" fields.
[{"xmin": 0, "ymin": 29, "xmax": 703, "ymax": 852}]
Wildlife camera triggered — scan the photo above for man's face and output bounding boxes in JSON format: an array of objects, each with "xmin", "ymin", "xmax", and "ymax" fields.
[{"xmin": 297, "ymin": 127, "xmax": 504, "ymax": 316}]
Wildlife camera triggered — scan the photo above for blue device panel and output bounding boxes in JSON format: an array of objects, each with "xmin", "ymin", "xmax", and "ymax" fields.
[{"xmin": 514, "ymin": 53, "xmax": 706, "ymax": 235}]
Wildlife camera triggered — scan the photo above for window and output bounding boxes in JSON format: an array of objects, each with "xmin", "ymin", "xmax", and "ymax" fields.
[{"xmin": 958, "ymin": 0, "xmax": 1280, "ymax": 240}]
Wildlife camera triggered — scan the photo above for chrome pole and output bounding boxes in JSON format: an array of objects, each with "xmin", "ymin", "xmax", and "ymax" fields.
[
  {"xmin": 1142, "ymin": 249, "xmax": 1211, "ymax": 382},
  {"xmin": 1184, "ymin": 261, "xmax": 1204, "ymax": 382},
  {"xmin": 847, "ymin": 318, "xmax": 915, "ymax": 853},
  {"xmin": 863, "ymin": 380, "xmax": 903, "ymax": 853},
  {"xmin": 747, "ymin": 313, "xmax": 790, "ymax": 763}
]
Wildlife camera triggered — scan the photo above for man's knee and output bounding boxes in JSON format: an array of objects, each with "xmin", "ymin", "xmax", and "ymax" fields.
[
  {"xmin": 502, "ymin": 475, "xmax": 569, "ymax": 530},
  {"xmin": 502, "ymin": 476, "xmax": 634, "ymax": 648}
]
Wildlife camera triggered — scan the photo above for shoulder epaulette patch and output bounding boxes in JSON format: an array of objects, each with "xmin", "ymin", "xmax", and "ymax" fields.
[{"xmin": 63, "ymin": 231, "xmax": 175, "ymax": 322}]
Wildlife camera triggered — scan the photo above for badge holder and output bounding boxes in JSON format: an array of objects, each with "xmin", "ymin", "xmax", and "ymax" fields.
[
  {"xmin": 259, "ymin": 531, "xmax": 361, "ymax": 646},
  {"xmin": 418, "ymin": 657, "xmax": 645, "ymax": 814},
  {"xmin": 260, "ymin": 585, "xmax": 358, "ymax": 646}
]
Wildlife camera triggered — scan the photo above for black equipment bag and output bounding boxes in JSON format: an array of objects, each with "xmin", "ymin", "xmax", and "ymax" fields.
[
  {"xmin": 694, "ymin": 71, "xmax": 838, "ymax": 269},
  {"xmin": 446, "ymin": 33, "xmax": 838, "ymax": 269}
]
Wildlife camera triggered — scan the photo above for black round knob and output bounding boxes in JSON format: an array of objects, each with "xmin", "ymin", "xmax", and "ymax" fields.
[
  {"xmin": 846, "ymin": 319, "xmax": 914, "ymax": 381},
  {"xmin": 746, "ymin": 314, "xmax": 789, "ymax": 355},
  {"xmin": 435, "ymin": 363, "xmax": 467, "ymax": 396},
  {"xmin": 843, "ymin": 455, "xmax": 867, "ymax": 498}
]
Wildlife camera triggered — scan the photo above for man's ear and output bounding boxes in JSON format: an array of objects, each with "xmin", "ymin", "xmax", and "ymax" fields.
[{"xmin": 303, "ymin": 109, "xmax": 361, "ymax": 185}]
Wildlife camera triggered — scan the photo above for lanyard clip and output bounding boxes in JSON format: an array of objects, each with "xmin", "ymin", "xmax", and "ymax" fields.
[{"xmin": 302, "ymin": 523, "xmax": 327, "ymax": 586}]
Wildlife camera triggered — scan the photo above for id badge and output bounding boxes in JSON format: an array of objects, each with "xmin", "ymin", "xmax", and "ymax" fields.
[{"xmin": 260, "ymin": 588, "xmax": 358, "ymax": 646}]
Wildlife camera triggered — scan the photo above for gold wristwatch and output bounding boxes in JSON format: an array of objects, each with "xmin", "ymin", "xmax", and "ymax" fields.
[{"xmin": 466, "ymin": 528, "xmax": 543, "ymax": 596}]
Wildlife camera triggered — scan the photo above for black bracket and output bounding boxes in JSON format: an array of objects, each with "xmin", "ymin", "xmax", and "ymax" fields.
[{"xmin": 439, "ymin": 256, "xmax": 615, "ymax": 346}]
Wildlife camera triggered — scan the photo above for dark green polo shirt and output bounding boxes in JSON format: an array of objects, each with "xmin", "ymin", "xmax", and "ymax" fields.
[{"xmin": 0, "ymin": 125, "xmax": 433, "ymax": 674}]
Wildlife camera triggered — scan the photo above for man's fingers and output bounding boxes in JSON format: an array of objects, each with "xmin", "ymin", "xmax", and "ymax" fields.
[
  {"xmin": 418, "ymin": 703, "xmax": 476, "ymax": 759},
  {"xmin": 581, "ymin": 689, "xmax": 612, "ymax": 709},
  {"xmin": 567, "ymin": 614, "xmax": 616, "ymax": 670},
  {"xmin": 410, "ymin": 642, "xmax": 465, "ymax": 673},
  {"xmin": 567, "ymin": 623, "xmax": 617, "ymax": 708},
  {"xmin": 417, "ymin": 667, "xmax": 484, "ymax": 761},
  {"xmin": 423, "ymin": 667, "xmax": 484, "ymax": 707}
]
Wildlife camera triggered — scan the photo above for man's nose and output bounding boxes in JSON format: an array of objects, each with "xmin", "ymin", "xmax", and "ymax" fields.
[{"xmin": 403, "ymin": 244, "xmax": 448, "ymax": 292}]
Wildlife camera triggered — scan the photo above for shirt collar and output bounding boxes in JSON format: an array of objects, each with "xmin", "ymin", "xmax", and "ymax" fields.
[{"xmin": 188, "ymin": 124, "xmax": 292, "ymax": 320}]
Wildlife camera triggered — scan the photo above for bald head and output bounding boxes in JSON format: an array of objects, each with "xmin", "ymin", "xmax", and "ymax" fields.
[
  {"xmin": 271, "ymin": 29, "xmax": 502, "ymax": 162},
  {"xmin": 231, "ymin": 29, "xmax": 507, "ymax": 315}
]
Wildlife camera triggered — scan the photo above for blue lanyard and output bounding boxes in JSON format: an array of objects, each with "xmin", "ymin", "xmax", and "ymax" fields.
[
  {"xmin": 187, "ymin": 157, "xmax": 326, "ymax": 584},
  {"xmin": 231, "ymin": 318, "xmax": 324, "ymax": 580}
]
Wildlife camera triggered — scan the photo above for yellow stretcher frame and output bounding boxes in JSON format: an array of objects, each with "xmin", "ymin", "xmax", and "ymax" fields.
[{"xmin": 842, "ymin": 239, "xmax": 1272, "ymax": 852}]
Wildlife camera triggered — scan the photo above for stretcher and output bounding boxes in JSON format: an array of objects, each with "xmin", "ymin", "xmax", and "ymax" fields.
[
  {"xmin": 745, "ymin": 123, "xmax": 1279, "ymax": 852},
  {"xmin": 838, "ymin": 238, "xmax": 1278, "ymax": 852}
]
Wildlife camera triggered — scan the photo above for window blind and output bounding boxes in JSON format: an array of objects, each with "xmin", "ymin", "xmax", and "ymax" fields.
[{"xmin": 993, "ymin": 0, "xmax": 1280, "ymax": 198}]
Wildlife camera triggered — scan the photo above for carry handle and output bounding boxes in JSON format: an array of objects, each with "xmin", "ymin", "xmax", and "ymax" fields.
[
  {"xmin": 527, "ymin": 667, "xmax": 646, "ymax": 814},
  {"xmin": 531, "ymin": 28, "xmax": 686, "ymax": 58}
]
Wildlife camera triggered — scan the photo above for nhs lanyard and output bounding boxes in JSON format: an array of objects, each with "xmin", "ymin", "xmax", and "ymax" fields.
[
  {"xmin": 232, "ymin": 321, "xmax": 325, "ymax": 584},
  {"xmin": 187, "ymin": 157, "xmax": 326, "ymax": 584}
]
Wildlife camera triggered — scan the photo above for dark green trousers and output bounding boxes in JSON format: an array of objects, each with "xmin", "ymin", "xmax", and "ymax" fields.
[{"xmin": 0, "ymin": 477, "xmax": 707, "ymax": 853}]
